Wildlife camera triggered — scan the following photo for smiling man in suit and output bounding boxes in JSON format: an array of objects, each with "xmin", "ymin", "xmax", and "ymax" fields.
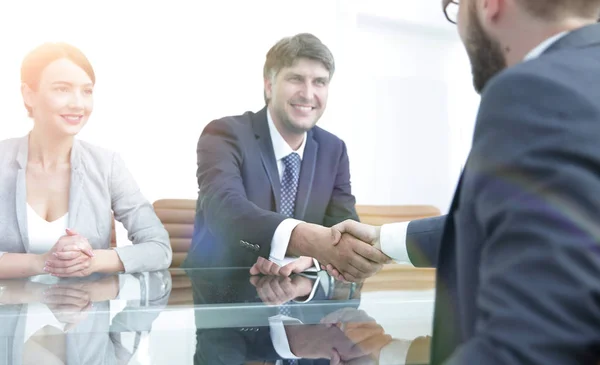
[
  {"xmin": 184, "ymin": 33, "xmax": 388, "ymax": 280},
  {"xmin": 324, "ymin": 0, "xmax": 600, "ymax": 363}
]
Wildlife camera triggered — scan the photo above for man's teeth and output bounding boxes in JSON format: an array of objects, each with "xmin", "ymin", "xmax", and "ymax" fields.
[{"xmin": 293, "ymin": 105, "xmax": 312, "ymax": 112}]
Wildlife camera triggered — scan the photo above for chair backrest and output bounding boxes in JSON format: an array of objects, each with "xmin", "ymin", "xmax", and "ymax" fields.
[
  {"xmin": 148, "ymin": 200, "xmax": 440, "ymax": 266},
  {"xmin": 152, "ymin": 199, "xmax": 197, "ymax": 268},
  {"xmin": 356, "ymin": 205, "xmax": 441, "ymax": 225},
  {"xmin": 110, "ymin": 213, "xmax": 117, "ymax": 248}
]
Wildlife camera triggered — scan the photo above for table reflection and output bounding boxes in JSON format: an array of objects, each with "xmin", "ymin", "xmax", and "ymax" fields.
[
  {"xmin": 0, "ymin": 271, "xmax": 171, "ymax": 365},
  {"xmin": 0, "ymin": 267, "xmax": 433, "ymax": 365},
  {"xmin": 188, "ymin": 268, "xmax": 430, "ymax": 365}
]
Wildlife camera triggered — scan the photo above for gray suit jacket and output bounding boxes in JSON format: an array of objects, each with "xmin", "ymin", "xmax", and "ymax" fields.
[{"xmin": 0, "ymin": 135, "xmax": 172, "ymax": 273}]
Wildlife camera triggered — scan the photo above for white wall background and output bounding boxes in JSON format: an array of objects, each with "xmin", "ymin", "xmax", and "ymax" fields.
[{"xmin": 0, "ymin": 0, "xmax": 479, "ymax": 229}]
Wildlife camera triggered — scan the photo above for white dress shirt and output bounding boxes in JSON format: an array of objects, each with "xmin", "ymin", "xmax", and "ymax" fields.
[
  {"xmin": 379, "ymin": 31, "xmax": 570, "ymax": 266},
  {"xmin": 269, "ymin": 272, "xmax": 326, "ymax": 360},
  {"xmin": 267, "ymin": 110, "xmax": 319, "ymax": 270}
]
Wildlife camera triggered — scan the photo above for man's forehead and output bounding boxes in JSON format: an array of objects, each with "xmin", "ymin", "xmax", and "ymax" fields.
[{"xmin": 280, "ymin": 59, "xmax": 330, "ymax": 77}]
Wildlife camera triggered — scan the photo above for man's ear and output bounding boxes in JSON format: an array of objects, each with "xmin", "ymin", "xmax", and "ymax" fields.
[
  {"xmin": 480, "ymin": 0, "xmax": 503, "ymax": 24},
  {"xmin": 264, "ymin": 76, "xmax": 274, "ymax": 101}
]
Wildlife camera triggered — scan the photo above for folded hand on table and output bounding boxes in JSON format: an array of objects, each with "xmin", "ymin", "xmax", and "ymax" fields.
[{"xmin": 43, "ymin": 228, "xmax": 95, "ymax": 278}]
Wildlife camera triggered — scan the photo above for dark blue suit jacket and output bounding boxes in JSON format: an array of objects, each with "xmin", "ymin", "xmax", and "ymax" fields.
[
  {"xmin": 406, "ymin": 24, "xmax": 600, "ymax": 364},
  {"xmin": 184, "ymin": 107, "xmax": 358, "ymax": 268}
]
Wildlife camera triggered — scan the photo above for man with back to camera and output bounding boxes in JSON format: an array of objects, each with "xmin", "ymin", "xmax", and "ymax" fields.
[
  {"xmin": 183, "ymin": 33, "xmax": 388, "ymax": 281},
  {"xmin": 324, "ymin": 0, "xmax": 600, "ymax": 363}
]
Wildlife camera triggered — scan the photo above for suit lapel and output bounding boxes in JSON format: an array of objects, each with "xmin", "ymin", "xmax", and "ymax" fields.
[
  {"xmin": 15, "ymin": 136, "xmax": 29, "ymax": 252},
  {"xmin": 294, "ymin": 131, "xmax": 318, "ymax": 221},
  {"xmin": 252, "ymin": 107, "xmax": 283, "ymax": 213},
  {"xmin": 68, "ymin": 140, "xmax": 84, "ymax": 230}
]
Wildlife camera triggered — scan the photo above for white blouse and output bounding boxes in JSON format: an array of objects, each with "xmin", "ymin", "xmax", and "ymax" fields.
[
  {"xmin": 24, "ymin": 204, "xmax": 70, "ymax": 343},
  {"xmin": 26, "ymin": 204, "xmax": 69, "ymax": 255}
]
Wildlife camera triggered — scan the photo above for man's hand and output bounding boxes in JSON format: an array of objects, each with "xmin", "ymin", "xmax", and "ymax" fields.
[
  {"xmin": 249, "ymin": 256, "xmax": 315, "ymax": 276},
  {"xmin": 288, "ymin": 222, "xmax": 387, "ymax": 282},
  {"xmin": 320, "ymin": 234, "xmax": 389, "ymax": 282},
  {"xmin": 332, "ymin": 220, "xmax": 381, "ymax": 248},
  {"xmin": 249, "ymin": 274, "xmax": 314, "ymax": 305},
  {"xmin": 44, "ymin": 229, "xmax": 95, "ymax": 278},
  {"xmin": 324, "ymin": 220, "xmax": 389, "ymax": 282}
]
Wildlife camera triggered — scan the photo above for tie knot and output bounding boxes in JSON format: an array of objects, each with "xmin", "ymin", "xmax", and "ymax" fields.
[{"xmin": 282, "ymin": 152, "xmax": 301, "ymax": 171}]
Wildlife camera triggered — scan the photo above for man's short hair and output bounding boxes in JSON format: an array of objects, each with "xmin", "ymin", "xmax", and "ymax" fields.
[
  {"xmin": 516, "ymin": 0, "xmax": 600, "ymax": 20},
  {"xmin": 263, "ymin": 33, "xmax": 335, "ymax": 104}
]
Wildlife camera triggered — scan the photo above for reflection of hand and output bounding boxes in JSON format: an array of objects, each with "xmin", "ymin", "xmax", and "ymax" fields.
[
  {"xmin": 44, "ymin": 229, "xmax": 95, "ymax": 278},
  {"xmin": 321, "ymin": 307, "xmax": 377, "ymax": 324},
  {"xmin": 405, "ymin": 335, "xmax": 432, "ymax": 365},
  {"xmin": 285, "ymin": 324, "xmax": 365, "ymax": 364},
  {"xmin": 41, "ymin": 276, "xmax": 119, "ymax": 331},
  {"xmin": 0, "ymin": 280, "xmax": 48, "ymax": 304},
  {"xmin": 321, "ymin": 308, "xmax": 393, "ymax": 364},
  {"xmin": 249, "ymin": 256, "xmax": 315, "ymax": 276},
  {"xmin": 324, "ymin": 220, "xmax": 389, "ymax": 282},
  {"xmin": 43, "ymin": 285, "xmax": 93, "ymax": 332},
  {"xmin": 249, "ymin": 274, "xmax": 313, "ymax": 305}
]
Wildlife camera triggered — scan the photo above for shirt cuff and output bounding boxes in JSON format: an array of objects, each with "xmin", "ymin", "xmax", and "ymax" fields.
[
  {"xmin": 312, "ymin": 258, "xmax": 320, "ymax": 272},
  {"xmin": 269, "ymin": 315, "xmax": 303, "ymax": 359},
  {"xmin": 380, "ymin": 222, "xmax": 413, "ymax": 265},
  {"xmin": 378, "ymin": 339, "xmax": 413, "ymax": 365},
  {"xmin": 270, "ymin": 218, "xmax": 304, "ymax": 261}
]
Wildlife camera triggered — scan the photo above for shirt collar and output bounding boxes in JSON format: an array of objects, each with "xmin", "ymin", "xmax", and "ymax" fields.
[
  {"xmin": 267, "ymin": 108, "xmax": 307, "ymax": 161},
  {"xmin": 523, "ymin": 31, "xmax": 569, "ymax": 61}
]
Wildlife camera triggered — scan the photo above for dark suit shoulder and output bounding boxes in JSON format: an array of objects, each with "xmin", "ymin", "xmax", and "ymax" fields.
[
  {"xmin": 486, "ymin": 45, "xmax": 599, "ymax": 97},
  {"xmin": 472, "ymin": 50, "xmax": 600, "ymax": 172},
  {"xmin": 202, "ymin": 110, "xmax": 256, "ymax": 136},
  {"xmin": 310, "ymin": 125, "xmax": 347, "ymax": 155}
]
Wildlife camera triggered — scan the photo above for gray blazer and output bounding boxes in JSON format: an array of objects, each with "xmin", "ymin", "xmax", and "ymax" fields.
[{"xmin": 0, "ymin": 135, "xmax": 172, "ymax": 273}]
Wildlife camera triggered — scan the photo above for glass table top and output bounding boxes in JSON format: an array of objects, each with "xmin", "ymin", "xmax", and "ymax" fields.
[{"xmin": 0, "ymin": 266, "xmax": 435, "ymax": 365}]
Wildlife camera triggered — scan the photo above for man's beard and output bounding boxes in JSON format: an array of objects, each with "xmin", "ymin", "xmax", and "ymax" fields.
[
  {"xmin": 465, "ymin": 5, "xmax": 507, "ymax": 93},
  {"xmin": 273, "ymin": 100, "xmax": 320, "ymax": 135}
]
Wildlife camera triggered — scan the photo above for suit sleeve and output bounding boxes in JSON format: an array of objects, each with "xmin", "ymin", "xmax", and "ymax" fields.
[
  {"xmin": 405, "ymin": 216, "xmax": 446, "ymax": 268},
  {"xmin": 322, "ymin": 141, "xmax": 359, "ymax": 227},
  {"xmin": 197, "ymin": 120, "xmax": 286, "ymax": 258},
  {"xmin": 444, "ymin": 71, "xmax": 600, "ymax": 364}
]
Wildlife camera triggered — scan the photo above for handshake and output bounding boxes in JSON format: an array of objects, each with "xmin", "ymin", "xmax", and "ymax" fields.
[{"xmin": 250, "ymin": 220, "xmax": 390, "ymax": 282}]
